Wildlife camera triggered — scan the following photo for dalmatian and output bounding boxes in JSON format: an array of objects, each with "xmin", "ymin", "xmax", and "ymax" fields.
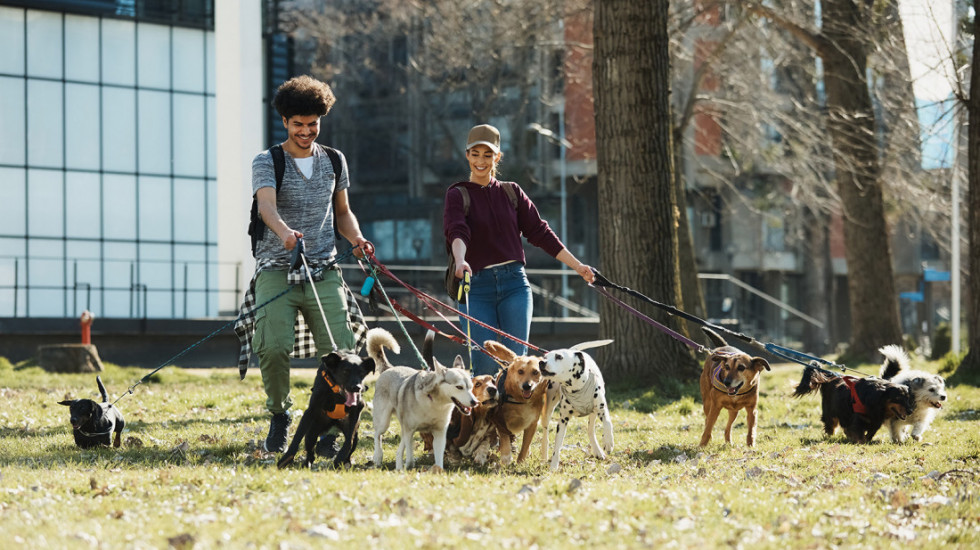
[{"xmin": 538, "ymin": 340, "xmax": 614, "ymax": 471}]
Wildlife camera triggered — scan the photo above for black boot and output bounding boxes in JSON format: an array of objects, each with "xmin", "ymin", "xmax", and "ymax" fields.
[{"xmin": 264, "ymin": 412, "xmax": 291, "ymax": 453}]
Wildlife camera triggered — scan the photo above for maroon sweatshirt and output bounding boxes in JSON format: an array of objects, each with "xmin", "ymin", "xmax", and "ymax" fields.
[{"xmin": 443, "ymin": 179, "xmax": 564, "ymax": 273}]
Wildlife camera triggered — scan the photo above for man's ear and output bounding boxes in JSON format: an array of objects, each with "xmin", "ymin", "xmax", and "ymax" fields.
[{"xmin": 282, "ymin": 116, "xmax": 288, "ymax": 129}]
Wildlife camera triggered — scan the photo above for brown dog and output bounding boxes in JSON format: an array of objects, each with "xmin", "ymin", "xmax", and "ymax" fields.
[
  {"xmin": 455, "ymin": 374, "xmax": 500, "ymax": 464},
  {"xmin": 699, "ymin": 328, "xmax": 770, "ymax": 447},
  {"xmin": 485, "ymin": 341, "xmax": 547, "ymax": 465}
]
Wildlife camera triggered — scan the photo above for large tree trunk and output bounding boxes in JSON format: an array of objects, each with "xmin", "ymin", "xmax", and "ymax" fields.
[
  {"xmin": 820, "ymin": 0, "xmax": 903, "ymax": 359},
  {"xmin": 958, "ymin": 8, "xmax": 980, "ymax": 376},
  {"xmin": 593, "ymin": 0, "xmax": 699, "ymax": 383}
]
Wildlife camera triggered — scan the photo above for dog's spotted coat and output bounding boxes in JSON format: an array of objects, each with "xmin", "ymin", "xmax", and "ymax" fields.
[{"xmin": 540, "ymin": 346, "xmax": 614, "ymax": 471}]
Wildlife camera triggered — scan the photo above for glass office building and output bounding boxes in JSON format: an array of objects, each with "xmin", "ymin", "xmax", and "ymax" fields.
[{"xmin": 0, "ymin": 1, "xmax": 218, "ymax": 318}]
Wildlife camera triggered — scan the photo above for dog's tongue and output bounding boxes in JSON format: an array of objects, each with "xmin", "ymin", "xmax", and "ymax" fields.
[
  {"xmin": 345, "ymin": 391, "xmax": 360, "ymax": 407},
  {"xmin": 728, "ymin": 387, "xmax": 738, "ymax": 396},
  {"xmin": 934, "ymin": 402, "xmax": 943, "ymax": 409},
  {"xmin": 522, "ymin": 390, "xmax": 532, "ymax": 399}
]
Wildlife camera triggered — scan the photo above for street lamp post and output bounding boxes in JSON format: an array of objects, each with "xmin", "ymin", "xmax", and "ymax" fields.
[{"xmin": 527, "ymin": 117, "xmax": 572, "ymax": 316}]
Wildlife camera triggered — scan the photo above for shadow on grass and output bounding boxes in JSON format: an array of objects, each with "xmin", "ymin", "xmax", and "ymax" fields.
[{"xmin": 605, "ymin": 378, "xmax": 700, "ymax": 414}]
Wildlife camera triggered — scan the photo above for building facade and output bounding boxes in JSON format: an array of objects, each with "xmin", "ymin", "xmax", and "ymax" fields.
[{"xmin": 0, "ymin": 0, "xmax": 219, "ymax": 319}]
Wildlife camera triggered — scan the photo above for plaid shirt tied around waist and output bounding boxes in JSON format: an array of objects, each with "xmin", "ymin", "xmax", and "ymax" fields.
[{"xmin": 234, "ymin": 257, "xmax": 368, "ymax": 380}]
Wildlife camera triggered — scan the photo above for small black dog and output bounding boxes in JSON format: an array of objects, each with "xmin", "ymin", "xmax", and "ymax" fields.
[
  {"xmin": 277, "ymin": 351, "xmax": 375, "ymax": 468},
  {"xmin": 58, "ymin": 376, "xmax": 125, "ymax": 448},
  {"xmin": 794, "ymin": 365, "xmax": 914, "ymax": 444}
]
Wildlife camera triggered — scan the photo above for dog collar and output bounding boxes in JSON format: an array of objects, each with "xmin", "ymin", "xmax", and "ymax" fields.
[
  {"xmin": 841, "ymin": 376, "xmax": 867, "ymax": 415},
  {"xmin": 320, "ymin": 371, "xmax": 348, "ymax": 420},
  {"xmin": 76, "ymin": 427, "xmax": 112, "ymax": 437},
  {"xmin": 711, "ymin": 363, "xmax": 756, "ymax": 396}
]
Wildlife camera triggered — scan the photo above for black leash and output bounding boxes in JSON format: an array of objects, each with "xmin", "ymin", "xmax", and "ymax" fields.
[
  {"xmin": 111, "ymin": 248, "xmax": 355, "ymax": 406},
  {"xmin": 590, "ymin": 269, "xmax": 869, "ymax": 377}
]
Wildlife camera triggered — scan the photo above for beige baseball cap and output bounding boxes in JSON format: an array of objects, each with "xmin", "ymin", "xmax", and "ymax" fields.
[{"xmin": 466, "ymin": 124, "xmax": 500, "ymax": 153}]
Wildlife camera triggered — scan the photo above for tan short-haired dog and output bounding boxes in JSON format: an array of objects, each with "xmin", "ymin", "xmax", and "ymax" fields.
[
  {"xmin": 699, "ymin": 328, "xmax": 770, "ymax": 447},
  {"xmin": 484, "ymin": 341, "xmax": 547, "ymax": 465}
]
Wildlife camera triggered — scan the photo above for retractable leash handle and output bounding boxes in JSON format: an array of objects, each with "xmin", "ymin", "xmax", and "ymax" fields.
[
  {"xmin": 458, "ymin": 271, "xmax": 474, "ymax": 370},
  {"xmin": 290, "ymin": 236, "xmax": 306, "ymax": 271}
]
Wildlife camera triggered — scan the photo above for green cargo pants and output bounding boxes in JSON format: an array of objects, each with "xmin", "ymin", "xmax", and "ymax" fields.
[{"xmin": 253, "ymin": 268, "xmax": 354, "ymax": 413}]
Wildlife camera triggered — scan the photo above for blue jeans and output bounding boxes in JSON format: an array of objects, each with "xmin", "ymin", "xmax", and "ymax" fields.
[{"xmin": 462, "ymin": 262, "xmax": 532, "ymax": 376}]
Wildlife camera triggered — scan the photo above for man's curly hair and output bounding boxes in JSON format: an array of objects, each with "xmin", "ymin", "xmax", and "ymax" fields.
[{"xmin": 273, "ymin": 75, "xmax": 336, "ymax": 120}]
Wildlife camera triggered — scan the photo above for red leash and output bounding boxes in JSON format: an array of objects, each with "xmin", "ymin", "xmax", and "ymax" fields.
[{"xmin": 362, "ymin": 251, "xmax": 547, "ymax": 354}]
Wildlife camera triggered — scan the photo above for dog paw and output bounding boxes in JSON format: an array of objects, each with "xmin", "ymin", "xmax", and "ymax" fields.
[
  {"xmin": 427, "ymin": 465, "xmax": 445, "ymax": 474},
  {"xmin": 912, "ymin": 434, "xmax": 923, "ymax": 442},
  {"xmin": 500, "ymin": 454, "xmax": 513, "ymax": 466}
]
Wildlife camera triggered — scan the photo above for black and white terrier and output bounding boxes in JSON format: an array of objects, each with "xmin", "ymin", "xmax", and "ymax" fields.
[{"xmin": 879, "ymin": 345, "xmax": 947, "ymax": 443}]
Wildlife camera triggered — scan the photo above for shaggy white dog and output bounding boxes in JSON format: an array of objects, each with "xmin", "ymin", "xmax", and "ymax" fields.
[{"xmin": 879, "ymin": 345, "xmax": 947, "ymax": 443}]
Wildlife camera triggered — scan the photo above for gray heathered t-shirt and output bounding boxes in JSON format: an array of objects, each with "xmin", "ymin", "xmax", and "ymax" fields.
[{"xmin": 251, "ymin": 144, "xmax": 350, "ymax": 262}]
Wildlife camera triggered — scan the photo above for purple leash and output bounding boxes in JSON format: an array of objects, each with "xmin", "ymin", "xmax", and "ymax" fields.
[{"xmin": 591, "ymin": 284, "xmax": 707, "ymax": 354}]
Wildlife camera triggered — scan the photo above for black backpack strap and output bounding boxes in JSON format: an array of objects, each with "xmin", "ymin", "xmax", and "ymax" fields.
[
  {"xmin": 501, "ymin": 181, "xmax": 519, "ymax": 209},
  {"xmin": 270, "ymin": 144, "xmax": 286, "ymax": 190},
  {"xmin": 319, "ymin": 144, "xmax": 343, "ymax": 186},
  {"xmin": 249, "ymin": 145, "xmax": 287, "ymax": 257},
  {"xmin": 448, "ymin": 182, "xmax": 471, "ymax": 216}
]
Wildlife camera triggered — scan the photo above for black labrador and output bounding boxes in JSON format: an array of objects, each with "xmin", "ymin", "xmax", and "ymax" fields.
[
  {"xmin": 58, "ymin": 376, "xmax": 125, "ymax": 448},
  {"xmin": 277, "ymin": 351, "xmax": 375, "ymax": 468}
]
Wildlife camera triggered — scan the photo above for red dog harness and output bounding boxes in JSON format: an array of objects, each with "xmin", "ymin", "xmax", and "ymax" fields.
[
  {"xmin": 841, "ymin": 376, "xmax": 867, "ymax": 415},
  {"xmin": 320, "ymin": 371, "xmax": 347, "ymax": 420}
]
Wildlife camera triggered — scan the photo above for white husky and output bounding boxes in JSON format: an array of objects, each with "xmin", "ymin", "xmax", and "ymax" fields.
[{"xmin": 367, "ymin": 328, "xmax": 477, "ymax": 470}]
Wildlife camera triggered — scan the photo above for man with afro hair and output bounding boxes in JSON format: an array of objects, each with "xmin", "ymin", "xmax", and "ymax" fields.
[{"xmin": 249, "ymin": 75, "xmax": 374, "ymax": 453}]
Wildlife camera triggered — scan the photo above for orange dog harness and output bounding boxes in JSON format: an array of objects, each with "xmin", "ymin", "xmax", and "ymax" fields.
[{"xmin": 320, "ymin": 371, "xmax": 347, "ymax": 420}]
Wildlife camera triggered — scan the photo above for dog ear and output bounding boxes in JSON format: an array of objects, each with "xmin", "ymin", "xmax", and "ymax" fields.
[
  {"xmin": 453, "ymin": 354, "xmax": 466, "ymax": 370},
  {"xmin": 321, "ymin": 352, "xmax": 341, "ymax": 368},
  {"xmin": 361, "ymin": 357, "xmax": 376, "ymax": 374},
  {"xmin": 483, "ymin": 341, "xmax": 517, "ymax": 363},
  {"xmin": 58, "ymin": 400, "xmax": 75, "ymax": 406},
  {"xmin": 752, "ymin": 357, "xmax": 771, "ymax": 371},
  {"xmin": 418, "ymin": 370, "xmax": 441, "ymax": 394},
  {"xmin": 909, "ymin": 377, "xmax": 926, "ymax": 390}
]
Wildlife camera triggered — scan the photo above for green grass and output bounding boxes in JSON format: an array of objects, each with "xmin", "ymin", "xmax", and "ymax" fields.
[{"xmin": 1, "ymin": 354, "xmax": 978, "ymax": 549}]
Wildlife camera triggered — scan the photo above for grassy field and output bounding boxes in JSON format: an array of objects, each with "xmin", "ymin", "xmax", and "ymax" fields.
[{"xmin": 1, "ymin": 352, "xmax": 978, "ymax": 549}]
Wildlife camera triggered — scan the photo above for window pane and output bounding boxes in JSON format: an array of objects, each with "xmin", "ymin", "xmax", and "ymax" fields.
[
  {"xmin": 205, "ymin": 31, "xmax": 215, "ymax": 94},
  {"xmin": 67, "ymin": 242, "xmax": 101, "ymax": 316},
  {"xmin": 101, "ymin": 19, "xmax": 135, "ymax": 86},
  {"xmin": 138, "ymin": 89, "xmax": 171, "ymax": 175},
  {"xmin": 65, "ymin": 83, "xmax": 101, "ymax": 170},
  {"xmin": 27, "ymin": 239, "xmax": 66, "ymax": 316},
  {"xmin": 0, "ymin": 77, "xmax": 25, "ymax": 165},
  {"xmin": 26, "ymin": 10, "xmax": 62, "ymax": 79},
  {"xmin": 0, "ymin": 7, "xmax": 24, "ymax": 75},
  {"xmin": 137, "ymin": 23, "xmax": 170, "ymax": 89},
  {"xmin": 27, "ymin": 80, "xmax": 64, "ymax": 169},
  {"xmin": 103, "ymin": 174, "xmax": 136, "ymax": 240},
  {"xmin": 66, "ymin": 172, "xmax": 101, "ymax": 239},
  {"xmin": 172, "ymin": 27, "xmax": 204, "ymax": 92},
  {"xmin": 206, "ymin": 96, "xmax": 216, "ymax": 178},
  {"xmin": 102, "ymin": 87, "xmax": 136, "ymax": 172},
  {"xmin": 139, "ymin": 176, "xmax": 171, "ymax": 240},
  {"xmin": 0, "ymin": 168, "xmax": 26, "ymax": 236},
  {"xmin": 206, "ymin": 179, "xmax": 216, "ymax": 242},
  {"xmin": 173, "ymin": 94, "xmax": 204, "ymax": 177},
  {"xmin": 173, "ymin": 178, "xmax": 206, "ymax": 242},
  {"xmin": 65, "ymin": 15, "xmax": 100, "ymax": 83},
  {"xmin": 28, "ymin": 169, "xmax": 63, "ymax": 238}
]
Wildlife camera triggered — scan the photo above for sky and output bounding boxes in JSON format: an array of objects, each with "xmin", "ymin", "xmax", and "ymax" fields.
[{"xmin": 898, "ymin": 0, "xmax": 958, "ymax": 169}]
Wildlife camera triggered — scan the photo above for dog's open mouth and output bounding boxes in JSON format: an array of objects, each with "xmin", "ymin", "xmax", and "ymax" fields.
[
  {"xmin": 521, "ymin": 389, "xmax": 533, "ymax": 400},
  {"xmin": 345, "ymin": 391, "xmax": 361, "ymax": 407},
  {"xmin": 453, "ymin": 398, "xmax": 472, "ymax": 416},
  {"xmin": 727, "ymin": 383, "xmax": 743, "ymax": 396},
  {"xmin": 931, "ymin": 401, "xmax": 943, "ymax": 409}
]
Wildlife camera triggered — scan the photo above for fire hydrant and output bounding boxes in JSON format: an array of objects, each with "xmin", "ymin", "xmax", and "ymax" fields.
[{"xmin": 80, "ymin": 310, "xmax": 95, "ymax": 345}]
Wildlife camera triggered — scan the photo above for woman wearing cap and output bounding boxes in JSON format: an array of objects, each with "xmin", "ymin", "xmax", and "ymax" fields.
[{"xmin": 443, "ymin": 123, "xmax": 595, "ymax": 376}]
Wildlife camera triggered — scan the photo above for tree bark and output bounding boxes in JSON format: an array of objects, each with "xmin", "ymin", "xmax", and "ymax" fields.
[
  {"xmin": 593, "ymin": 0, "xmax": 699, "ymax": 383},
  {"xmin": 958, "ymin": 7, "xmax": 980, "ymax": 376}
]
